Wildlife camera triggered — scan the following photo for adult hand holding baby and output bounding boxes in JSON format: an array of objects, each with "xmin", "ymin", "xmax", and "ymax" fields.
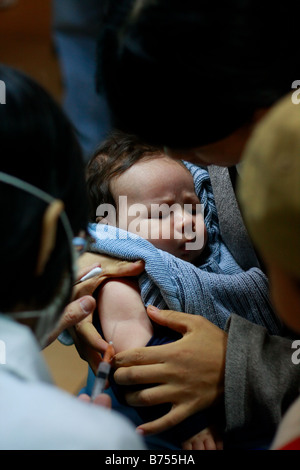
[
  {"xmin": 66, "ymin": 252, "xmax": 145, "ymax": 372},
  {"xmin": 113, "ymin": 305, "xmax": 227, "ymax": 436},
  {"xmin": 45, "ymin": 261, "xmax": 99, "ymax": 347}
]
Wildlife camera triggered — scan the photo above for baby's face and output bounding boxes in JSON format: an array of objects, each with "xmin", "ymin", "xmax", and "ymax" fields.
[{"xmin": 108, "ymin": 156, "xmax": 207, "ymax": 263}]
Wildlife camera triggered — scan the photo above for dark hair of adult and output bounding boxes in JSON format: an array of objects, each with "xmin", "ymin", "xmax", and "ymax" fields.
[
  {"xmin": 97, "ymin": 0, "xmax": 299, "ymax": 148},
  {"xmin": 0, "ymin": 64, "xmax": 88, "ymax": 312}
]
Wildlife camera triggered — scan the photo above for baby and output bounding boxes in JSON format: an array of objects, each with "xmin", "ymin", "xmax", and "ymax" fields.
[
  {"xmin": 86, "ymin": 129, "xmax": 281, "ymax": 449},
  {"xmin": 92, "ymin": 149, "xmax": 207, "ymax": 352}
]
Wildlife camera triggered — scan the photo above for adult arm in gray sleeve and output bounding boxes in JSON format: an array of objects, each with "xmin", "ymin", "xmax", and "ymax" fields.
[{"xmin": 224, "ymin": 314, "xmax": 300, "ymax": 449}]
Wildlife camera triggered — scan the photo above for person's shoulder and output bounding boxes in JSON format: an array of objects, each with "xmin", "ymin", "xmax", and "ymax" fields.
[{"xmin": 0, "ymin": 374, "xmax": 144, "ymax": 449}]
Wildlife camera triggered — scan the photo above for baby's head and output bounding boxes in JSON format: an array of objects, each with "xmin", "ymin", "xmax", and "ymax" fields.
[
  {"xmin": 239, "ymin": 94, "xmax": 300, "ymax": 332},
  {"xmin": 86, "ymin": 130, "xmax": 207, "ymax": 263}
]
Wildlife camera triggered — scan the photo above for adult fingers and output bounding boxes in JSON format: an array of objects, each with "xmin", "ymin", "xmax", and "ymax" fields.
[
  {"xmin": 146, "ymin": 306, "xmax": 193, "ymax": 335},
  {"xmin": 74, "ymin": 314, "xmax": 108, "ymax": 352},
  {"xmin": 79, "ymin": 252, "xmax": 144, "ymax": 278},
  {"xmin": 75, "ymin": 263, "xmax": 102, "ymax": 284},
  {"xmin": 45, "ymin": 295, "xmax": 96, "ymax": 346},
  {"xmin": 114, "ymin": 339, "xmax": 179, "ymax": 369},
  {"xmin": 124, "ymin": 383, "xmax": 175, "ymax": 408},
  {"xmin": 101, "ymin": 257, "xmax": 145, "ymax": 278},
  {"xmin": 93, "ymin": 393, "xmax": 112, "ymax": 408},
  {"xmin": 78, "ymin": 393, "xmax": 112, "ymax": 409},
  {"xmin": 72, "ymin": 319, "xmax": 108, "ymax": 373},
  {"xmin": 136, "ymin": 403, "xmax": 192, "ymax": 436}
]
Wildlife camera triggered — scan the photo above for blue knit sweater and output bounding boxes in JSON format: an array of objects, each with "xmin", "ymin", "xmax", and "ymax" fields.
[{"xmin": 88, "ymin": 162, "xmax": 281, "ymax": 335}]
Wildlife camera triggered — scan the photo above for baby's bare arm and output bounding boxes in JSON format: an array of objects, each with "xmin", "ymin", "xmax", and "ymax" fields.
[{"xmin": 97, "ymin": 278, "xmax": 153, "ymax": 353}]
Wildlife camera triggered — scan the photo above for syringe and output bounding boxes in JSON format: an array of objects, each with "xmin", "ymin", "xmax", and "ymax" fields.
[{"xmin": 91, "ymin": 341, "xmax": 115, "ymax": 401}]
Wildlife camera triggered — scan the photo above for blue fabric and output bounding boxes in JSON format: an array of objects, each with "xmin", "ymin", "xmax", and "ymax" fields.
[
  {"xmin": 86, "ymin": 162, "xmax": 281, "ymax": 446},
  {"xmin": 81, "ymin": 368, "xmax": 181, "ymax": 450},
  {"xmin": 89, "ymin": 163, "xmax": 281, "ymax": 334}
]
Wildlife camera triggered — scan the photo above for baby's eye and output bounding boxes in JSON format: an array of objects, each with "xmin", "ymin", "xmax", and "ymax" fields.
[
  {"xmin": 149, "ymin": 211, "xmax": 169, "ymax": 220},
  {"xmin": 150, "ymin": 213, "xmax": 163, "ymax": 219}
]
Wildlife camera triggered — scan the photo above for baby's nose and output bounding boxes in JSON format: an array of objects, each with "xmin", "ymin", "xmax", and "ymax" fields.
[{"xmin": 177, "ymin": 208, "xmax": 195, "ymax": 235}]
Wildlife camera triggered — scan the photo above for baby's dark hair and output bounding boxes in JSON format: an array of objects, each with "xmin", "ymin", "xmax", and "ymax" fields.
[{"xmin": 86, "ymin": 129, "xmax": 164, "ymax": 221}]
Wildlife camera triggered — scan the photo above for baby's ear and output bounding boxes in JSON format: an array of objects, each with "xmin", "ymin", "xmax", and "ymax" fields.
[
  {"xmin": 95, "ymin": 205, "xmax": 117, "ymax": 226},
  {"xmin": 96, "ymin": 216, "xmax": 115, "ymax": 226}
]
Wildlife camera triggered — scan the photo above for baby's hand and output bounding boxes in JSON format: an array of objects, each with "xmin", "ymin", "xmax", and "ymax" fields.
[{"xmin": 182, "ymin": 426, "xmax": 223, "ymax": 450}]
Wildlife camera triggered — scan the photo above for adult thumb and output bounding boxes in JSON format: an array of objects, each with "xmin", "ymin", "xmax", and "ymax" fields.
[{"xmin": 146, "ymin": 305, "xmax": 189, "ymax": 334}]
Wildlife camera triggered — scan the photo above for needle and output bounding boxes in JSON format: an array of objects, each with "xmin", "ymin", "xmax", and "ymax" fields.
[{"xmin": 91, "ymin": 341, "xmax": 115, "ymax": 401}]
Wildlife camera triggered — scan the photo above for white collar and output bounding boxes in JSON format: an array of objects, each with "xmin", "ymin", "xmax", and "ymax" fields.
[{"xmin": 0, "ymin": 314, "xmax": 53, "ymax": 384}]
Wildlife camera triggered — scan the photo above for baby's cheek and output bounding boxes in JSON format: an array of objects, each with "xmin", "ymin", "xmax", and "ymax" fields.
[
  {"xmin": 150, "ymin": 237, "xmax": 177, "ymax": 255},
  {"xmin": 194, "ymin": 217, "xmax": 207, "ymax": 249},
  {"xmin": 125, "ymin": 217, "xmax": 150, "ymax": 239}
]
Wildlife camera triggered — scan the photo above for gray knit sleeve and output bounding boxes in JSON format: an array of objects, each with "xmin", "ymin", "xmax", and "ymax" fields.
[{"xmin": 224, "ymin": 314, "xmax": 300, "ymax": 448}]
